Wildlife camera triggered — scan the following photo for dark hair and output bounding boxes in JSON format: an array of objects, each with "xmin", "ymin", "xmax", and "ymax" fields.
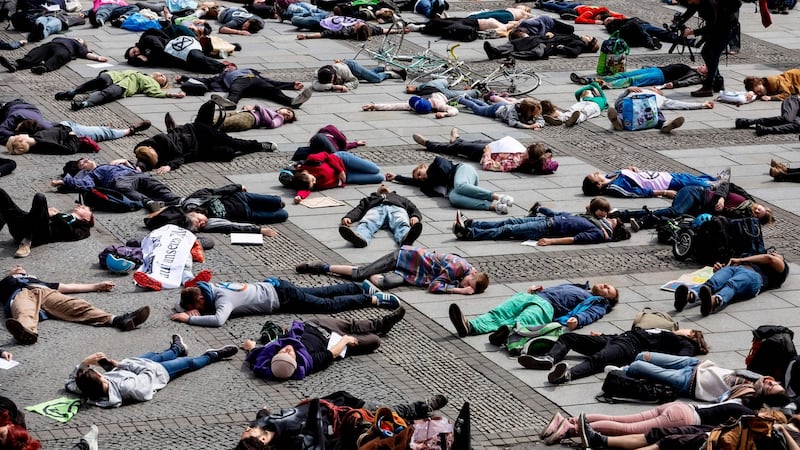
[
  {"xmin": 246, "ymin": 18, "xmax": 264, "ymax": 33},
  {"xmin": 596, "ymin": 11, "xmax": 610, "ymax": 21},
  {"xmin": 743, "ymin": 76, "xmax": 766, "ymax": 94},
  {"xmin": 0, "ymin": 396, "xmax": 25, "ymax": 427},
  {"xmin": 354, "ymin": 24, "xmax": 372, "ymax": 41},
  {"xmin": 516, "ymin": 98, "xmax": 542, "ymax": 123},
  {"xmin": 588, "ymin": 197, "xmax": 611, "ymax": 214},
  {"xmin": 540, "ymin": 100, "xmax": 557, "ymax": 116},
  {"xmin": 317, "ymin": 65, "xmax": 336, "ymax": 84},
  {"xmin": 62, "ymin": 160, "xmax": 81, "ymax": 177},
  {"xmin": 687, "ymin": 329, "xmax": 709, "ymax": 354},
  {"xmin": 204, "ymin": 5, "xmax": 219, "ymax": 19},
  {"xmin": 75, "ymin": 368, "xmax": 105, "ymax": 400},
  {"xmin": 282, "ymin": 108, "xmax": 297, "ymax": 123},
  {"xmin": 474, "ymin": 272, "xmax": 489, "ymax": 294},
  {"xmin": 610, "ymin": 219, "xmax": 630, "ymax": 242},
  {"xmin": 292, "ymin": 172, "xmax": 313, "ymax": 190},
  {"xmin": 14, "ymin": 119, "xmax": 43, "ymax": 134},
  {"xmin": 235, "ymin": 437, "xmax": 270, "ymax": 450},
  {"xmin": 509, "ymin": 28, "xmax": 528, "ymax": 41},
  {"xmin": 582, "ymin": 176, "xmax": 602, "ymax": 196},
  {"xmin": 180, "ymin": 287, "xmax": 202, "ymax": 309}
]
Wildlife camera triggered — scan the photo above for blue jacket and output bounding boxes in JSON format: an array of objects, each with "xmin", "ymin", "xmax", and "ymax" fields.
[
  {"xmin": 540, "ymin": 283, "xmax": 611, "ymax": 328},
  {"xmin": 553, "ymin": 296, "xmax": 610, "ymax": 327},
  {"xmin": 63, "ymin": 164, "xmax": 140, "ymax": 190}
]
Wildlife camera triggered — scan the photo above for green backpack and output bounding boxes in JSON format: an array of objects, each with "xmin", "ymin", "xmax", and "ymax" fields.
[{"xmin": 506, "ymin": 322, "xmax": 564, "ymax": 356}]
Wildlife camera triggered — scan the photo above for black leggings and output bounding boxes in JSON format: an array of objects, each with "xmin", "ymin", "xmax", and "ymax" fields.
[
  {"xmin": 545, "ymin": 333, "xmax": 639, "ymax": 380},
  {"xmin": 425, "ymin": 138, "xmax": 490, "ymax": 162},
  {"xmin": 17, "ymin": 42, "xmax": 73, "ymax": 72},
  {"xmin": 0, "ymin": 189, "xmax": 51, "ymax": 245},
  {"xmin": 226, "ymin": 77, "xmax": 296, "ymax": 106}
]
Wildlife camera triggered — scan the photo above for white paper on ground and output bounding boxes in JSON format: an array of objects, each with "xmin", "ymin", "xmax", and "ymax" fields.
[
  {"xmin": 327, "ymin": 332, "xmax": 347, "ymax": 358},
  {"xmin": 0, "ymin": 359, "xmax": 19, "ymax": 370},
  {"xmin": 231, "ymin": 233, "xmax": 263, "ymax": 245}
]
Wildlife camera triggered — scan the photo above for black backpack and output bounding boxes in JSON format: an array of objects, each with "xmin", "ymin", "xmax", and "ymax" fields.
[
  {"xmin": 596, "ymin": 370, "xmax": 678, "ymax": 404},
  {"xmin": 692, "ymin": 216, "xmax": 732, "ymax": 264},
  {"xmin": 746, "ymin": 325, "xmax": 797, "ymax": 380}
]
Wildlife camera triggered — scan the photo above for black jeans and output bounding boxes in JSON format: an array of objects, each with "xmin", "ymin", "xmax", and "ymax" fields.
[
  {"xmin": 0, "ymin": 190, "xmax": 51, "ymax": 245},
  {"xmin": 111, "ymin": 174, "xmax": 181, "ymax": 204},
  {"xmin": 311, "ymin": 316, "xmax": 381, "ymax": 355},
  {"xmin": 426, "ymin": 138, "xmax": 490, "ymax": 162},
  {"xmin": 17, "ymin": 42, "xmax": 73, "ymax": 71},
  {"xmin": 226, "ymin": 76, "xmax": 296, "ymax": 106},
  {"xmin": 185, "ymin": 49, "xmax": 225, "ymax": 74},
  {"xmin": 191, "ymin": 122, "xmax": 262, "ymax": 161},
  {"xmin": 545, "ymin": 333, "xmax": 639, "ymax": 380},
  {"xmin": 70, "ymin": 73, "xmax": 126, "ymax": 107},
  {"xmin": 700, "ymin": 36, "xmax": 728, "ymax": 90},
  {"xmin": 275, "ymin": 279, "xmax": 371, "ymax": 312},
  {"xmin": 351, "ymin": 250, "xmax": 404, "ymax": 287}
]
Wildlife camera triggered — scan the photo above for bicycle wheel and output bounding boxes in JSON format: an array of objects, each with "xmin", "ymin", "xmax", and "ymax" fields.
[
  {"xmin": 485, "ymin": 70, "xmax": 541, "ymax": 96},
  {"xmin": 378, "ymin": 20, "xmax": 406, "ymax": 64},
  {"xmin": 409, "ymin": 64, "xmax": 462, "ymax": 86}
]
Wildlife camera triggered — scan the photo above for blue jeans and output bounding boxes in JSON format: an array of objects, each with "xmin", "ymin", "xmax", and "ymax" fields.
[
  {"xmin": 626, "ymin": 353, "xmax": 698, "ymax": 396},
  {"xmin": 140, "ymin": 345, "xmax": 212, "ymax": 380},
  {"xmin": 334, "ymin": 152, "xmax": 385, "ymax": 185},
  {"xmin": 35, "ymin": 16, "xmax": 62, "ymax": 38},
  {"xmin": 413, "ymin": 0, "xmax": 446, "ymax": 18},
  {"xmin": 60, "ymin": 121, "xmax": 127, "ymax": 142},
  {"xmin": 466, "ymin": 216, "xmax": 550, "ymax": 240},
  {"xmin": 601, "ymin": 68, "xmax": 666, "ymax": 89},
  {"xmin": 344, "ymin": 60, "xmax": 389, "ymax": 84},
  {"xmin": 94, "ymin": 4, "xmax": 139, "ymax": 23},
  {"xmin": 355, "ymin": 204, "xmax": 410, "ymax": 245},
  {"xmin": 238, "ymin": 192, "xmax": 288, "ymax": 224},
  {"xmin": 668, "ymin": 173, "xmax": 716, "ymax": 190},
  {"xmin": 290, "ymin": 15, "xmax": 322, "ymax": 30},
  {"xmin": 458, "ymin": 97, "xmax": 503, "ymax": 118},
  {"xmin": 651, "ymin": 185, "xmax": 709, "ymax": 218},
  {"xmin": 274, "ymin": 279, "xmax": 371, "ymax": 312},
  {"xmin": 284, "ymin": 2, "xmax": 327, "ymax": 20},
  {"xmin": 449, "ymin": 164, "xmax": 493, "ymax": 210},
  {"xmin": 539, "ymin": 1, "xmax": 583, "ymax": 13},
  {"xmin": 418, "ymin": 79, "xmax": 480, "ymax": 100},
  {"xmin": 690, "ymin": 266, "xmax": 761, "ymax": 307}
]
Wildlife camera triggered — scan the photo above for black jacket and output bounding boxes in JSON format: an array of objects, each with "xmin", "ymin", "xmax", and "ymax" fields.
[
  {"xmin": 393, "ymin": 156, "xmax": 456, "ymax": 197},
  {"xmin": 343, "ymin": 191, "xmax": 421, "ymax": 222},
  {"xmin": 135, "ymin": 124, "xmax": 198, "ymax": 171}
]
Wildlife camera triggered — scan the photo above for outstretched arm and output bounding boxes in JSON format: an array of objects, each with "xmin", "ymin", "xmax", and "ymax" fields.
[{"xmin": 58, "ymin": 281, "xmax": 115, "ymax": 294}]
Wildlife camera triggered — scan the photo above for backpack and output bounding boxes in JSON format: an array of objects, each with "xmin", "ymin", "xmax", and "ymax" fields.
[
  {"xmin": 631, "ymin": 307, "xmax": 678, "ymax": 331},
  {"xmin": 78, "ymin": 187, "xmax": 142, "ymax": 212},
  {"xmin": 97, "ymin": 244, "xmax": 144, "ymax": 270},
  {"xmin": 705, "ymin": 415, "xmax": 785, "ymax": 450},
  {"xmin": 745, "ymin": 325, "xmax": 797, "ymax": 380},
  {"xmin": 596, "ymin": 370, "xmax": 678, "ymax": 404},
  {"xmin": 693, "ymin": 217, "xmax": 765, "ymax": 265},
  {"xmin": 505, "ymin": 322, "xmax": 564, "ymax": 356},
  {"xmin": 596, "ymin": 31, "xmax": 629, "ymax": 76}
]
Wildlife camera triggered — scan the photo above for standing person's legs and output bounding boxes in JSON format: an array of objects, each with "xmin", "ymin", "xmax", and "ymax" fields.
[
  {"xmin": 449, "ymin": 164, "xmax": 493, "ymax": 210},
  {"xmin": 37, "ymin": 287, "xmax": 114, "ymax": 325},
  {"xmin": 385, "ymin": 205, "xmax": 411, "ymax": 245},
  {"xmin": 60, "ymin": 121, "xmax": 127, "ymax": 142},
  {"xmin": 239, "ymin": 193, "xmax": 288, "ymax": 223},
  {"xmin": 344, "ymin": 59, "xmax": 389, "ymax": 83},
  {"xmin": 314, "ymin": 317, "xmax": 381, "ymax": 354},
  {"xmin": 275, "ymin": 279, "xmax": 372, "ymax": 312},
  {"xmin": 425, "ymin": 138, "xmax": 490, "ymax": 161},
  {"xmin": 698, "ymin": 38, "xmax": 726, "ymax": 91},
  {"xmin": 469, "ymin": 292, "xmax": 553, "ymax": 334},
  {"xmin": 334, "ymin": 152, "xmax": 384, "ymax": 184},
  {"xmin": 354, "ymin": 206, "xmax": 390, "ymax": 245}
]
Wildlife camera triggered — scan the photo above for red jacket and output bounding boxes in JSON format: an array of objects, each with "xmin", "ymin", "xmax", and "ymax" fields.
[
  {"xmin": 574, "ymin": 5, "xmax": 625, "ymax": 24},
  {"xmin": 295, "ymin": 152, "xmax": 346, "ymax": 199},
  {"xmin": 317, "ymin": 124, "xmax": 360, "ymax": 151}
]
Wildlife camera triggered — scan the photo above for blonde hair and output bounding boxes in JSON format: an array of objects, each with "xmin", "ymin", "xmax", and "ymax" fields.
[
  {"xmin": 412, "ymin": 163, "xmax": 428, "ymax": 179},
  {"xmin": 6, "ymin": 134, "xmax": 31, "ymax": 155}
]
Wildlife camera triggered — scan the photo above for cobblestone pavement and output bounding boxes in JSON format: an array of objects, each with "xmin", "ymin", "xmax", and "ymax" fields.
[{"xmin": 1, "ymin": 0, "xmax": 800, "ymax": 448}]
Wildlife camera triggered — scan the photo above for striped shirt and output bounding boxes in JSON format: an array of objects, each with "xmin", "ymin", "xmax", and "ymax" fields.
[{"xmin": 394, "ymin": 246, "xmax": 473, "ymax": 293}]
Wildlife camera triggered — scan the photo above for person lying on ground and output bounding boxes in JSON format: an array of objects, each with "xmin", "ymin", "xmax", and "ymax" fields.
[
  {"xmin": 672, "ymin": 250, "xmax": 788, "ymax": 316},
  {"xmin": 178, "ymin": 69, "xmax": 311, "ymax": 110},
  {"xmin": 362, "ymin": 92, "xmax": 458, "ymax": 118},
  {"xmin": 559, "ymin": 5, "xmax": 625, "ymax": 24},
  {"xmin": 458, "ymin": 96, "xmax": 545, "ymax": 129},
  {"xmin": 0, "ymin": 189, "xmax": 94, "ymax": 258},
  {"xmin": 386, "ymin": 155, "xmax": 515, "ymax": 213},
  {"xmin": 216, "ymin": 5, "xmax": 264, "ymax": 35},
  {"xmin": 605, "ymin": 89, "xmax": 690, "ymax": 134},
  {"xmin": 312, "ymin": 59, "xmax": 406, "ymax": 92},
  {"xmin": 288, "ymin": 150, "xmax": 384, "ymax": 203},
  {"xmin": 295, "ymin": 16, "xmax": 385, "ymax": 40},
  {"xmin": 411, "ymin": 128, "xmax": 557, "ymax": 174},
  {"xmin": 518, "ymin": 328, "xmax": 708, "ymax": 385},
  {"xmin": 452, "ymin": 197, "xmax": 631, "ymax": 245},
  {"xmin": 123, "ymin": 24, "xmax": 229, "ymax": 73},
  {"xmin": 483, "ymin": 33, "xmax": 599, "ymax": 60},
  {"xmin": 508, "ymin": 15, "xmax": 574, "ymax": 40},
  {"xmin": 65, "ymin": 336, "xmax": 238, "ymax": 408},
  {"xmin": 89, "ymin": 0, "xmax": 139, "ymax": 27},
  {"xmin": 2, "ymin": 265, "xmax": 149, "ymax": 345},
  {"xmin": 216, "ymin": 104, "xmax": 296, "ymax": 133},
  {"xmin": 241, "ymin": 313, "xmax": 405, "ymax": 379},
  {"xmin": 0, "ymin": 37, "xmax": 106, "ymax": 75},
  {"xmin": 541, "ymin": 81, "xmax": 607, "ymax": 127},
  {"xmin": 54, "ymin": 70, "xmax": 185, "ymax": 111},
  {"xmin": 603, "ymin": 16, "xmax": 681, "ymax": 50},
  {"xmin": 338, "ymin": 183, "xmax": 422, "ymax": 248},
  {"xmin": 182, "ymin": 183, "xmax": 287, "ymax": 229},
  {"xmin": 581, "ymin": 166, "xmax": 722, "ymax": 198},
  {"xmin": 735, "ymin": 94, "xmax": 800, "ymax": 136},
  {"xmin": 172, "ymin": 277, "xmax": 402, "ymax": 326},
  {"xmin": 235, "ymin": 390, "xmax": 447, "ymax": 450},
  {"xmin": 770, "ymin": 159, "xmax": 800, "ymax": 182},
  {"xmin": 404, "ymin": 78, "xmax": 481, "ymax": 100},
  {"xmin": 6, "ymin": 120, "xmax": 151, "ymax": 155},
  {"xmin": 447, "ymin": 281, "xmax": 618, "ymax": 338},
  {"xmin": 296, "ymin": 245, "xmax": 489, "ymax": 294},
  {"xmin": 744, "ymin": 68, "xmax": 800, "ymax": 102},
  {"xmin": 466, "ymin": 4, "xmax": 532, "ymax": 23},
  {"xmin": 570, "ymin": 63, "xmax": 715, "ymax": 91}
]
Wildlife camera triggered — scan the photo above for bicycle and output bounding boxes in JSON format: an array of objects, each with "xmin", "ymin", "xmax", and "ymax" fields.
[
  {"xmin": 409, "ymin": 44, "xmax": 541, "ymax": 96},
  {"xmin": 353, "ymin": 17, "xmax": 450, "ymax": 75}
]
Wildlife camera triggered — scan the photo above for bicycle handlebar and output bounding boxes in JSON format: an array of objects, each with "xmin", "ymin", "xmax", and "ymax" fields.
[{"xmin": 448, "ymin": 44, "xmax": 461, "ymax": 60}]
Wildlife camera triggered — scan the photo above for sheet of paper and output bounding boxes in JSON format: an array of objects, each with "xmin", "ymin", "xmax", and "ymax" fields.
[
  {"xmin": 327, "ymin": 332, "xmax": 347, "ymax": 358},
  {"xmin": 487, "ymin": 136, "xmax": 526, "ymax": 154},
  {"xmin": 231, "ymin": 233, "xmax": 263, "ymax": 245},
  {"xmin": 0, "ymin": 359, "xmax": 19, "ymax": 370},
  {"xmin": 300, "ymin": 196, "xmax": 345, "ymax": 208},
  {"xmin": 521, "ymin": 240, "xmax": 538, "ymax": 247},
  {"xmin": 660, "ymin": 266, "xmax": 714, "ymax": 292},
  {"xmin": 87, "ymin": 63, "xmax": 114, "ymax": 69}
]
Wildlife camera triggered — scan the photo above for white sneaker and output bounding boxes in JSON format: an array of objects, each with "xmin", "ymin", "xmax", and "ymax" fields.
[
  {"xmin": 81, "ymin": 425, "xmax": 99, "ymax": 450},
  {"xmin": 495, "ymin": 202, "xmax": 509, "ymax": 214},
  {"xmin": 498, "ymin": 195, "xmax": 514, "ymax": 206}
]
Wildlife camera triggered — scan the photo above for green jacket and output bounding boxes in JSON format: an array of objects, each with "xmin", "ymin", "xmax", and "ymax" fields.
[
  {"xmin": 108, "ymin": 70, "xmax": 166, "ymax": 98},
  {"xmin": 574, "ymin": 81, "xmax": 607, "ymax": 110}
]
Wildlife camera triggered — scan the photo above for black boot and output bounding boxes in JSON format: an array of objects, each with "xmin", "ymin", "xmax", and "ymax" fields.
[
  {"xmin": 735, "ymin": 118, "xmax": 753, "ymax": 129},
  {"xmin": 373, "ymin": 306, "xmax": 406, "ymax": 335}
]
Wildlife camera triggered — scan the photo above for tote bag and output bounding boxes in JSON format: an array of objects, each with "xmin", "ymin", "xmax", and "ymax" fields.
[{"xmin": 621, "ymin": 93, "xmax": 660, "ymax": 131}]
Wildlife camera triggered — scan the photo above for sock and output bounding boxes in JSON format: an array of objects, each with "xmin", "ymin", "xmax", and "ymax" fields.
[{"xmin": 322, "ymin": 263, "xmax": 330, "ymax": 272}]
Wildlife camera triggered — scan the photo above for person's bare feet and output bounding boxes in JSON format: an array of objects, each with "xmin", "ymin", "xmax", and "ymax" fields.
[{"xmin": 449, "ymin": 127, "xmax": 459, "ymax": 143}]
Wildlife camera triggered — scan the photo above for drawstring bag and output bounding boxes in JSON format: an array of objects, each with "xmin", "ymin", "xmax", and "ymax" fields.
[{"xmin": 597, "ymin": 31, "xmax": 629, "ymax": 76}]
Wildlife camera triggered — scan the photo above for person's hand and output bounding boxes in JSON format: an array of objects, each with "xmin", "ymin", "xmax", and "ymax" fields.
[
  {"xmin": 344, "ymin": 335, "xmax": 359, "ymax": 346},
  {"xmin": 110, "ymin": 158, "xmax": 132, "ymax": 167},
  {"xmin": 627, "ymin": 87, "xmax": 643, "ymax": 93},
  {"xmin": 82, "ymin": 352, "xmax": 107, "ymax": 366},
  {"xmin": 293, "ymin": 81, "xmax": 304, "ymax": 90},
  {"xmin": 294, "ymin": 195, "xmax": 302, "ymax": 204},
  {"xmin": 95, "ymin": 281, "xmax": 115, "ymax": 292},
  {"xmin": 186, "ymin": 309, "xmax": 201, "ymax": 316},
  {"xmin": 712, "ymin": 261, "xmax": 725, "ymax": 272},
  {"xmin": 48, "ymin": 207, "xmax": 60, "ymax": 216},
  {"xmin": 51, "ymin": 179, "xmax": 64, "ymax": 186},
  {"xmin": 545, "ymin": 32, "xmax": 554, "ymax": 38},
  {"xmin": 728, "ymin": 257, "xmax": 740, "ymax": 266},
  {"xmin": 241, "ymin": 185, "xmax": 247, "ymax": 192},
  {"xmin": 241, "ymin": 339, "xmax": 257, "ymax": 352},
  {"xmin": 296, "ymin": 33, "xmax": 306, "ymax": 39},
  {"xmin": 261, "ymin": 227, "xmax": 278, "ymax": 237},
  {"xmin": 537, "ymin": 238, "xmax": 552, "ymax": 246},
  {"xmin": 155, "ymin": 166, "xmax": 171, "ymax": 174},
  {"xmin": 566, "ymin": 317, "xmax": 578, "ymax": 330},
  {"xmin": 97, "ymin": 56, "xmax": 108, "ymax": 62},
  {"xmin": 239, "ymin": 30, "xmax": 251, "ymax": 36},
  {"xmin": 589, "ymin": 330, "xmax": 602, "ymax": 336},
  {"xmin": 456, "ymin": 286, "xmax": 475, "ymax": 295},
  {"xmin": 341, "ymin": 218, "xmax": 352, "ymax": 226},
  {"xmin": 338, "ymin": 172, "xmax": 347, "ymax": 184},
  {"xmin": 171, "ymin": 312, "xmax": 190, "ymax": 323},
  {"xmin": 1, "ymin": 351, "xmax": 12, "ymax": 361},
  {"xmin": 435, "ymin": 112, "xmax": 447, "ymax": 119},
  {"xmin": 626, "ymin": 165, "xmax": 641, "ymax": 172},
  {"xmin": 355, "ymin": 140, "xmax": 367, "ymax": 146},
  {"xmin": 761, "ymin": 95, "xmax": 772, "ymax": 101},
  {"xmin": 683, "ymin": 27, "xmax": 694, "ymax": 37},
  {"xmin": 174, "ymin": 75, "xmax": 183, "ymax": 82},
  {"xmin": 703, "ymin": 101, "xmax": 714, "ymax": 109},
  {"xmin": 663, "ymin": 190, "xmax": 677, "ymax": 199},
  {"xmin": 174, "ymin": 92, "xmax": 186, "ymax": 99},
  {"xmin": 337, "ymin": 85, "xmax": 349, "ymax": 93},
  {"xmin": 594, "ymin": 19, "xmax": 603, "ymax": 24},
  {"xmin": 385, "ymin": 172, "xmax": 396, "ymax": 181},
  {"xmin": 527, "ymin": 284, "xmax": 543, "ymax": 294},
  {"xmin": 409, "ymin": 217, "xmax": 419, "ymax": 225},
  {"xmin": 715, "ymin": 197, "xmax": 724, "ymax": 211},
  {"xmin": 663, "ymin": 82, "xmax": 674, "ymax": 89}
]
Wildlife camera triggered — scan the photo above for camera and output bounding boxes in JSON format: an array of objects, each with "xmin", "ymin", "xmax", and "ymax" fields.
[{"xmin": 664, "ymin": 12, "xmax": 700, "ymax": 61}]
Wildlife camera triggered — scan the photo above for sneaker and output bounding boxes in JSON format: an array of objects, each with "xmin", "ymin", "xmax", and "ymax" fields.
[
  {"xmin": 185, "ymin": 269, "xmax": 212, "ymax": 288},
  {"xmin": 716, "ymin": 166, "xmax": 731, "ymax": 182},
  {"xmin": 112, "ymin": 306, "xmax": 150, "ymax": 331},
  {"xmin": 452, "ymin": 221, "xmax": 468, "ymax": 240},
  {"xmin": 518, "ymin": 354, "xmax": 554, "ymax": 370},
  {"xmin": 674, "ymin": 284, "xmax": 689, "ymax": 312},
  {"xmin": 488, "ymin": 325, "xmax": 510, "ymax": 346},
  {"xmin": 0, "ymin": 56, "xmax": 17, "ymax": 72},
  {"xmin": 295, "ymin": 262, "xmax": 328, "ymax": 274},
  {"xmin": 607, "ymin": 107, "xmax": 623, "ymax": 131},
  {"xmin": 5, "ymin": 318, "xmax": 38, "ymax": 344},
  {"xmin": 339, "ymin": 225, "xmax": 368, "ymax": 248},
  {"xmin": 544, "ymin": 419, "xmax": 570, "ymax": 445},
  {"xmin": 449, "ymin": 127, "xmax": 459, "ymax": 144},
  {"xmin": 130, "ymin": 120, "xmax": 152, "ymax": 134},
  {"xmin": 205, "ymin": 344, "xmax": 238, "ymax": 362},
  {"xmin": 401, "ymin": 221, "xmax": 423, "ymax": 246},
  {"xmin": 146, "ymin": 200, "xmax": 166, "ymax": 213},
  {"xmin": 755, "ymin": 124, "xmax": 768, "ymax": 137},
  {"xmin": 71, "ymin": 100, "xmax": 87, "ymax": 111},
  {"xmin": 527, "ymin": 202, "xmax": 541, "ymax": 217},
  {"xmin": 544, "ymin": 115, "xmax": 564, "ymax": 126},
  {"xmin": 603, "ymin": 365, "xmax": 623, "ymax": 375},
  {"xmin": 425, "ymin": 394, "xmax": 448, "ymax": 413},
  {"xmin": 564, "ymin": 110, "xmax": 581, "ymax": 127},
  {"xmin": 375, "ymin": 292, "xmax": 400, "ymax": 309},
  {"xmin": 395, "ymin": 68, "xmax": 408, "ymax": 80},
  {"xmin": 569, "ymin": 72, "xmax": 589, "ymax": 85},
  {"xmin": 290, "ymin": 87, "xmax": 313, "ymax": 107},
  {"xmin": 660, "ymin": 116, "xmax": 685, "ymax": 134},
  {"xmin": 378, "ymin": 306, "xmax": 405, "ymax": 334},
  {"xmin": 412, "ymin": 133, "xmax": 427, "ymax": 146},
  {"xmin": 691, "ymin": 87, "xmax": 714, "ymax": 97},
  {"xmin": 483, "ymin": 40, "xmax": 503, "ymax": 59},
  {"xmin": 498, "ymin": 195, "xmax": 514, "ymax": 207},
  {"xmin": 14, "ymin": 239, "xmax": 31, "ymax": 258},
  {"xmin": 30, "ymin": 64, "xmax": 47, "ymax": 75},
  {"xmin": 541, "ymin": 412, "xmax": 565, "ymax": 439},
  {"xmin": 210, "ymin": 94, "xmax": 237, "ymax": 110},
  {"xmin": 547, "ymin": 361, "xmax": 571, "ymax": 384},
  {"xmin": 735, "ymin": 118, "xmax": 752, "ymax": 129},
  {"xmin": 55, "ymin": 91, "xmax": 75, "ymax": 100},
  {"xmin": 171, "ymin": 334, "xmax": 188, "ymax": 357},
  {"xmin": 629, "ymin": 218, "xmax": 641, "ymax": 233},
  {"xmin": 260, "ymin": 141, "xmax": 278, "ymax": 152},
  {"xmin": 494, "ymin": 202, "xmax": 509, "ymax": 214},
  {"xmin": 578, "ymin": 413, "xmax": 606, "ymax": 449},
  {"xmin": 80, "ymin": 425, "xmax": 99, "ymax": 450},
  {"xmin": 133, "ymin": 271, "xmax": 163, "ymax": 291},
  {"xmin": 448, "ymin": 303, "xmax": 472, "ymax": 337},
  {"xmin": 361, "ymin": 280, "xmax": 380, "ymax": 296}
]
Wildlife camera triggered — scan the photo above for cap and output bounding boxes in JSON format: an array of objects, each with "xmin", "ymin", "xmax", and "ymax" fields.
[
  {"xmin": 408, "ymin": 95, "xmax": 432, "ymax": 114},
  {"xmin": 270, "ymin": 352, "xmax": 297, "ymax": 379}
]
